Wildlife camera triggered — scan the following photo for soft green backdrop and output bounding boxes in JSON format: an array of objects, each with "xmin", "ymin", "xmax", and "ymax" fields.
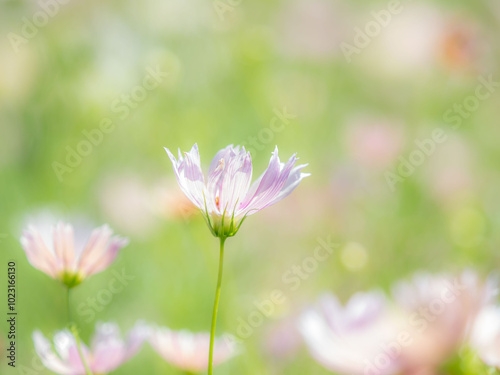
[{"xmin": 1, "ymin": 0, "xmax": 500, "ymax": 373}]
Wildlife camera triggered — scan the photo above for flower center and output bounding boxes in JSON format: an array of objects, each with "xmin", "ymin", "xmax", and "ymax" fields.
[{"xmin": 60, "ymin": 271, "xmax": 83, "ymax": 288}]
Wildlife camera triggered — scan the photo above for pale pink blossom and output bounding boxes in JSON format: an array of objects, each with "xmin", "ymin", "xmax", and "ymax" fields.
[
  {"xmin": 264, "ymin": 316, "xmax": 302, "ymax": 361},
  {"xmin": 98, "ymin": 174, "xmax": 160, "ymax": 238},
  {"xmin": 276, "ymin": 0, "xmax": 350, "ymax": 61},
  {"xmin": 438, "ymin": 17, "xmax": 491, "ymax": 73},
  {"xmin": 33, "ymin": 322, "xmax": 148, "ymax": 375},
  {"xmin": 165, "ymin": 144, "xmax": 309, "ymax": 237},
  {"xmin": 364, "ymin": 4, "xmax": 490, "ymax": 77},
  {"xmin": 20, "ymin": 221, "xmax": 128, "ymax": 287},
  {"xmin": 346, "ymin": 119, "xmax": 404, "ymax": 170},
  {"xmin": 365, "ymin": 3, "xmax": 445, "ymax": 76},
  {"xmin": 299, "ymin": 292, "xmax": 404, "ymax": 375},
  {"xmin": 393, "ymin": 271, "xmax": 494, "ymax": 374},
  {"xmin": 471, "ymin": 305, "xmax": 500, "ymax": 368},
  {"xmin": 152, "ymin": 177, "xmax": 199, "ymax": 221},
  {"xmin": 149, "ymin": 326, "xmax": 237, "ymax": 372},
  {"xmin": 301, "ymin": 272, "xmax": 494, "ymax": 375}
]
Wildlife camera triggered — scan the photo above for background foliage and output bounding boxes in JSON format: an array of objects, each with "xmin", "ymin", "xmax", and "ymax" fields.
[{"xmin": 1, "ymin": 0, "xmax": 500, "ymax": 373}]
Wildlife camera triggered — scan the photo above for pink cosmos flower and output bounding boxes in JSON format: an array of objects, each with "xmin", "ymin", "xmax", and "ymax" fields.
[
  {"xmin": 299, "ymin": 292, "xmax": 405, "ymax": 375},
  {"xmin": 264, "ymin": 316, "xmax": 302, "ymax": 361},
  {"xmin": 393, "ymin": 271, "xmax": 494, "ymax": 374},
  {"xmin": 20, "ymin": 221, "xmax": 128, "ymax": 288},
  {"xmin": 33, "ymin": 322, "xmax": 148, "ymax": 375},
  {"xmin": 346, "ymin": 118, "xmax": 404, "ymax": 170},
  {"xmin": 164, "ymin": 144, "xmax": 309, "ymax": 237},
  {"xmin": 471, "ymin": 305, "xmax": 500, "ymax": 368},
  {"xmin": 149, "ymin": 326, "xmax": 238, "ymax": 373},
  {"xmin": 301, "ymin": 272, "xmax": 495, "ymax": 375}
]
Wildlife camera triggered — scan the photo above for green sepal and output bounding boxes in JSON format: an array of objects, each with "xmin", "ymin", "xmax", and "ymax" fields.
[{"xmin": 60, "ymin": 271, "xmax": 83, "ymax": 289}]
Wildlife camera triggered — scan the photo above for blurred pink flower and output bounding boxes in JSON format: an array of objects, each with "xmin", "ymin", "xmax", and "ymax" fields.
[
  {"xmin": 393, "ymin": 271, "xmax": 494, "ymax": 374},
  {"xmin": 33, "ymin": 322, "xmax": 148, "ymax": 375},
  {"xmin": 365, "ymin": 4, "xmax": 489, "ymax": 77},
  {"xmin": 165, "ymin": 144, "xmax": 309, "ymax": 237},
  {"xmin": 300, "ymin": 271, "xmax": 494, "ymax": 375},
  {"xmin": 98, "ymin": 175, "xmax": 197, "ymax": 234},
  {"xmin": 299, "ymin": 292, "xmax": 404, "ymax": 375},
  {"xmin": 276, "ymin": 0, "xmax": 350, "ymax": 61},
  {"xmin": 471, "ymin": 305, "xmax": 500, "ymax": 368},
  {"xmin": 346, "ymin": 119, "xmax": 404, "ymax": 170},
  {"xmin": 362, "ymin": 4, "xmax": 444, "ymax": 76},
  {"xmin": 152, "ymin": 178, "xmax": 199, "ymax": 221},
  {"xmin": 149, "ymin": 326, "xmax": 238, "ymax": 372},
  {"xmin": 98, "ymin": 174, "xmax": 160, "ymax": 238},
  {"xmin": 264, "ymin": 316, "xmax": 302, "ymax": 361},
  {"xmin": 438, "ymin": 18, "xmax": 490, "ymax": 73},
  {"xmin": 20, "ymin": 221, "xmax": 128, "ymax": 288}
]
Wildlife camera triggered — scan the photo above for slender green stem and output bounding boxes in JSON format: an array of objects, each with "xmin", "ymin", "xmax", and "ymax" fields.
[
  {"xmin": 208, "ymin": 237, "xmax": 226, "ymax": 375},
  {"xmin": 66, "ymin": 288, "xmax": 93, "ymax": 375},
  {"xmin": 66, "ymin": 287, "xmax": 72, "ymax": 323}
]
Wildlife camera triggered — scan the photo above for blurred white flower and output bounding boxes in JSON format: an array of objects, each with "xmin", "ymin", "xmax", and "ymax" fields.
[
  {"xmin": 471, "ymin": 305, "xmax": 500, "ymax": 368},
  {"xmin": 367, "ymin": 4, "xmax": 443, "ymax": 74},
  {"xmin": 393, "ymin": 271, "xmax": 494, "ymax": 374},
  {"xmin": 301, "ymin": 271, "xmax": 495, "ymax": 375},
  {"xmin": 299, "ymin": 292, "xmax": 404, "ymax": 375},
  {"xmin": 149, "ymin": 326, "xmax": 238, "ymax": 373},
  {"xmin": 363, "ymin": 4, "xmax": 489, "ymax": 77},
  {"xmin": 33, "ymin": 322, "xmax": 148, "ymax": 375}
]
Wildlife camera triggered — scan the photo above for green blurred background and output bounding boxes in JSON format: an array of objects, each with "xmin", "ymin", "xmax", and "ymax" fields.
[{"xmin": 1, "ymin": 0, "xmax": 500, "ymax": 373}]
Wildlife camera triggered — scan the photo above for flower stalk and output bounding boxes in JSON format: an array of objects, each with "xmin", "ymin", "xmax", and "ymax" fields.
[
  {"xmin": 66, "ymin": 288, "xmax": 93, "ymax": 375},
  {"xmin": 208, "ymin": 237, "xmax": 226, "ymax": 375},
  {"xmin": 164, "ymin": 144, "xmax": 309, "ymax": 374}
]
